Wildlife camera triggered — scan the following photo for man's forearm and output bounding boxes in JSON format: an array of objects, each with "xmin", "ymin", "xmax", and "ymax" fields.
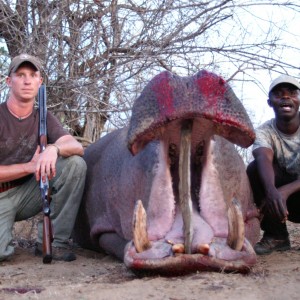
[
  {"xmin": 55, "ymin": 135, "xmax": 84, "ymax": 157},
  {"xmin": 278, "ymin": 179, "xmax": 300, "ymax": 198},
  {"xmin": 256, "ymin": 157, "xmax": 277, "ymax": 194},
  {"xmin": 0, "ymin": 163, "xmax": 33, "ymax": 182}
]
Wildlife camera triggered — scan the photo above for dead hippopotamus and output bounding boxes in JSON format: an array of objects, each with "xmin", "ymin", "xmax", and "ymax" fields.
[{"xmin": 74, "ymin": 70, "xmax": 260, "ymax": 274}]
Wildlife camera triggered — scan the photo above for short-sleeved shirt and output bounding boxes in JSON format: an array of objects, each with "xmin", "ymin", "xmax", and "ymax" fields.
[
  {"xmin": 0, "ymin": 102, "xmax": 69, "ymax": 165},
  {"xmin": 253, "ymin": 117, "xmax": 300, "ymax": 177}
]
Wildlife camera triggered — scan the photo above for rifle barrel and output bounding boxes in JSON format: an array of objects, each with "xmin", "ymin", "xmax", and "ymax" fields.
[{"xmin": 38, "ymin": 85, "xmax": 53, "ymax": 264}]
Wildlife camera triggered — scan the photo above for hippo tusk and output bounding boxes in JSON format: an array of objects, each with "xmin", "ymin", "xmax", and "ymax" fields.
[
  {"xmin": 133, "ymin": 200, "xmax": 151, "ymax": 252},
  {"xmin": 227, "ymin": 198, "xmax": 245, "ymax": 251},
  {"xmin": 178, "ymin": 120, "xmax": 193, "ymax": 254}
]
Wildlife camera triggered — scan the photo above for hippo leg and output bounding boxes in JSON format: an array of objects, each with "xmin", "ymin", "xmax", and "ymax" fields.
[{"xmin": 99, "ymin": 233, "xmax": 128, "ymax": 260}]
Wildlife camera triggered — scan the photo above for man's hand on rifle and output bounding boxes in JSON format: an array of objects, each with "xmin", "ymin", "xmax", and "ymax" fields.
[{"xmin": 32, "ymin": 145, "xmax": 59, "ymax": 182}]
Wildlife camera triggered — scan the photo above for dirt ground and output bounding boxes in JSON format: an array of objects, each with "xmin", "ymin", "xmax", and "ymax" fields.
[{"xmin": 0, "ymin": 219, "xmax": 299, "ymax": 300}]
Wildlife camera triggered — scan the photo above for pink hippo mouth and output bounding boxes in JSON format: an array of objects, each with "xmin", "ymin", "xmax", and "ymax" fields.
[
  {"xmin": 124, "ymin": 116, "xmax": 259, "ymax": 275},
  {"xmin": 122, "ymin": 71, "xmax": 259, "ymax": 274}
]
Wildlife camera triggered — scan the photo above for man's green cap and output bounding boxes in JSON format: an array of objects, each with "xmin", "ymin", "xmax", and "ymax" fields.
[{"xmin": 8, "ymin": 53, "xmax": 43, "ymax": 75}]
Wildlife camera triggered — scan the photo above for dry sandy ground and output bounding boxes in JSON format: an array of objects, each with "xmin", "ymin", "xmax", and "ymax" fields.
[{"xmin": 0, "ymin": 220, "xmax": 299, "ymax": 300}]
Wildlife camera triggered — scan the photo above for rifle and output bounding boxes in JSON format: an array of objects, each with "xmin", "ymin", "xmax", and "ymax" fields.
[{"xmin": 38, "ymin": 85, "xmax": 53, "ymax": 264}]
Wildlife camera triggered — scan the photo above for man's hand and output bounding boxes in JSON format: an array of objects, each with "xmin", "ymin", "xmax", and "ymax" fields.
[
  {"xmin": 32, "ymin": 145, "xmax": 58, "ymax": 182},
  {"xmin": 263, "ymin": 186, "xmax": 288, "ymax": 222}
]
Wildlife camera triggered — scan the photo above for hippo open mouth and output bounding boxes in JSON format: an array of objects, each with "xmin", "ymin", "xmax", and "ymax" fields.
[
  {"xmin": 75, "ymin": 70, "xmax": 260, "ymax": 275},
  {"xmin": 124, "ymin": 120, "xmax": 258, "ymax": 274},
  {"xmin": 123, "ymin": 71, "xmax": 259, "ymax": 274}
]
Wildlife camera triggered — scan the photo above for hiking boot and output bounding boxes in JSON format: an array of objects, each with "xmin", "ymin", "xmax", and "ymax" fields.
[
  {"xmin": 254, "ymin": 236, "xmax": 291, "ymax": 255},
  {"xmin": 35, "ymin": 243, "xmax": 76, "ymax": 262}
]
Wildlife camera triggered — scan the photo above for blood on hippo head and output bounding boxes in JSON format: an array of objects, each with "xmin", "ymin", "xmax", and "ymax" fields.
[
  {"xmin": 74, "ymin": 70, "xmax": 260, "ymax": 275},
  {"xmin": 127, "ymin": 70, "xmax": 255, "ymax": 156}
]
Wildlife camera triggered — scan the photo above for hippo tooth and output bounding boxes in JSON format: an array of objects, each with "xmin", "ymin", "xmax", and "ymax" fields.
[
  {"xmin": 227, "ymin": 198, "xmax": 245, "ymax": 251},
  {"xmin": 132, "ymin": 200, "xmax": 151, "ymax": 253},
  {"xmin": 172, "ymin": 243, "xmax": 185, "ymax": 254},
  {"xmin": 198, "ymin": 244, "xmax": 210, "ymax": 255},
  {"xmin": 178, "ymin": 120, "xmax": 193, "ymax": 254}
]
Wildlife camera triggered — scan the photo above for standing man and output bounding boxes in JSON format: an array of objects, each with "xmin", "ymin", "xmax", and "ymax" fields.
[
  {"xmin": 0, "ymin": 54, "xmax": 87, "ymax": 262},
  {"xmin": 247, "ymin": 75, "xmax": 300, "ymax": 255}
]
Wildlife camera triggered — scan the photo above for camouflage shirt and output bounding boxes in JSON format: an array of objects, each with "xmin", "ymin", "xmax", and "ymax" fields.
[{"xmin": 253, "ymin": 117, "xmax": 300, "ymax": 177}]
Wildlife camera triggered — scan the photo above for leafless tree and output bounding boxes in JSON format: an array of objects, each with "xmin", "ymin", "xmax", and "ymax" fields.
[{"xmin": 1, "ymin": 0, "xmax": 299, "ymax": 144}]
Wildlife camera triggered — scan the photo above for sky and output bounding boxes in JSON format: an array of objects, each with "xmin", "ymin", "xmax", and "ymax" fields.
[
  {"xmin": 1, "ymin": 1, "xmax": 299, "ymax": 131},
  {"xmin": 233, "ymin": 3, "xmax": 300, "ymax": 128}
]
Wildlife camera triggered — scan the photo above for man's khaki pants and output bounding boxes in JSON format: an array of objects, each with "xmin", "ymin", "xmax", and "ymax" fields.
[{"xmin": 0, "ymin": 156, "xmax": 86, "ymax": 261}]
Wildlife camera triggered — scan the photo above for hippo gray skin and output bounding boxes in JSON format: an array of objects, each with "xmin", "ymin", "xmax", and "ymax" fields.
[{"xmin": 74, "ymin": 70, "xmax": 260, "ymax": 275}]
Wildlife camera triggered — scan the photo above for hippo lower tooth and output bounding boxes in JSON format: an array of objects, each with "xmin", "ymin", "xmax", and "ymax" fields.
[
  {"xmin": 198, "ymin": 244, "xmax": 210, "ymax": 255},
  {"xmin": 178, "ymin": 120, "xmax": 193, "ymax": 254},
  {"xmin": 132, "ymin": 200, "xmax": 151, "ymax": 253},
  {"xmin": 172, "ymin": 243, "xmax": 185, "ymax": 254},
  {"xmin": 227, "ymin": 198, "xmax": 245, "ymax": 251}
]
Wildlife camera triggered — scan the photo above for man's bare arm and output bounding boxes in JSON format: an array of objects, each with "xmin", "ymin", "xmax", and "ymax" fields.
[
  {"xmin": 35, "ymin": 135, "xmax": 83, "ymax": 182},
  {"xmin": 0, "ymin": 147, "xmax": 40, "ymax": 182},
  {"xmin": 53, "ymin": 135, "xmax": 84, "ymax": 157},
  {"xmin": 253, "ymin": 147, "xmax": 287, "ymax": 220},
  {"xmin": 0, "ymin": 135, "xmax": 83, "ymax": 183},
  {"xmin": 277, "ymin": 180, "xmax": 300, "ymax": 201},
  {"xmin": 253, "ymin": 147, "xmax": 276, "ymax": 193}
]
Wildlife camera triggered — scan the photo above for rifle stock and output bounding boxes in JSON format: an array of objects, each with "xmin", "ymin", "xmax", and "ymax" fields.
[{"xmin": 38, "ymin": 85, "xmax": 54, "ymax": 264}]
